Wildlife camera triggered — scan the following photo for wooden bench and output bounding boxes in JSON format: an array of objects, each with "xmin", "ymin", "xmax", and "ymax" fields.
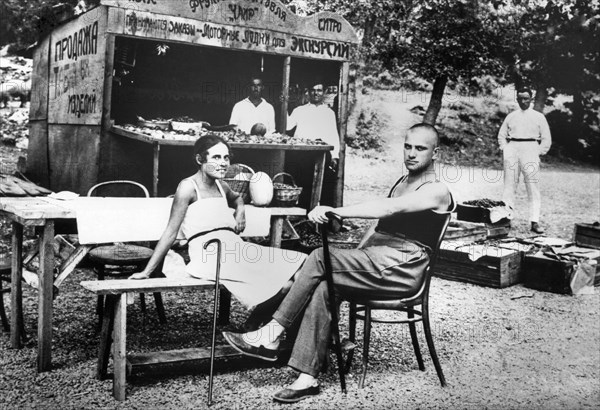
[{"xmin": 81, "ymin": 277, "xmax": 242, "ymax": 401}]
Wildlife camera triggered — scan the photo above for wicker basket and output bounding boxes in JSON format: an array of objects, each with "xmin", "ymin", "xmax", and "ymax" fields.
[
  {"xmin": 223, "ymin": 164, "xmax": 254, "ymax": 204},
  {"xmin": 272, "ymin": 172, "xmax": 303, "ymax": 207}
]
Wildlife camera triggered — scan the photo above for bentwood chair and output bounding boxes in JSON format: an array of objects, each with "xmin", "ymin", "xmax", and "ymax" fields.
[
  {"xmin": 87, "ymin": 180, "xmax": 166, "ymax": 323},
  {"xmin": 345, "ymin": 212, "xmax": 453, "ymax": 388}
]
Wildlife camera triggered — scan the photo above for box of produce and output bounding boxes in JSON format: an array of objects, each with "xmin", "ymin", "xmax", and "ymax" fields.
[
  {"xmin": 136, "ymin": 116, "xmax": 170, "ymax": 130},
  {"xmin": 456, "ymin": 198, "xmax": 508, "ymax": 224},
  {"xmin": 170, "ymin": 116, "xmax": 210, "ymax": 134},
  {"xmin": 435, "ymin": 241, "xmax": 528, "ymax": 288},
  {"xmin": 573, "ymin": 222, "xmax": 600, "ymax": 250}
]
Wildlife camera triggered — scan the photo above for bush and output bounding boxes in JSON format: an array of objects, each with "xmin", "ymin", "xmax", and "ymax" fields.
[{"xmin": 346, "ymin": 110, "xmax": 384, "ymax": 151}]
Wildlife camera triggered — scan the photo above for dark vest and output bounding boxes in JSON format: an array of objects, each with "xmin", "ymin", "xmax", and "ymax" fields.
[{"xmin": 375, "ymin": 176, "xmax": 454, "ymax": 251}]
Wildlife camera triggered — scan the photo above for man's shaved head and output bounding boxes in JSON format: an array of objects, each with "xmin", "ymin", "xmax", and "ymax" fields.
[{"xmin": 407, "ymin": 123, "xmax": 439, "ymax": 147}]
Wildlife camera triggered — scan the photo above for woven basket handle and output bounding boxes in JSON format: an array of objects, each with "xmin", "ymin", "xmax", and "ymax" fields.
[
  {"xmin": 273, "ymin": 172, "xmax": 297, "ymax": 187},
  {"xmin": 227, "ymin": 163, "xmax": 255, "ymax": 178}
]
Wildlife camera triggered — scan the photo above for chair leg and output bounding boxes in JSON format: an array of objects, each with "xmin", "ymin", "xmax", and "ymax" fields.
[
  {"xmin": 408, "ymin": 309, "xmax": 425, "ymax": 371},
  {"xmin": 359, "ymin": 307, "xmax": 372, "ymax": 389},
  {"xmin": 344, "ymin": 302, "xmax": 357, "ymax": 373},
  {"xmin": 217, "ymin": 288, "xmax": 231, "ymax": 325},
  {"xmin": 422, "ymin": 306, "xmax": 446, "ymax": 387},
  {"xmin": 153, "ymin": 292, "xmax": 167, "ymax": 324}
]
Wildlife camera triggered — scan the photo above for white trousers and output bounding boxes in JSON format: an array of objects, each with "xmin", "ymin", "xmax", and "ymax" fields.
[{"xmin": 502, "ymin": 141, "xmax": 541, "ymax": 223}]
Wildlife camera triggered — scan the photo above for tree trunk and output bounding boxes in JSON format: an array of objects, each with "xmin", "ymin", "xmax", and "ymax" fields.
[
  {"xmin": 362, "ymin": 15, "xmax": 376, "ymax": 47},
  {"xmin": 533, "ymin": 86, "xmax": 548, "ymax": 113},
  {"xmin": 423, "ymin": 76, "xmax": 447, "ymax": 125},
  {"xmin": 571, "ymin": 90, "xmax": 584, "ymax": 133}
]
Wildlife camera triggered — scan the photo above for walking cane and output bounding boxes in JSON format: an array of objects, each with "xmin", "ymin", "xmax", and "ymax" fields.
[
  {"xmin": 320, "ymin": 211, "xmax": 347, "ymax": 394},
  {"xmin": 204, "ymin": 238, "xmax": 222, "ymax": 406}
]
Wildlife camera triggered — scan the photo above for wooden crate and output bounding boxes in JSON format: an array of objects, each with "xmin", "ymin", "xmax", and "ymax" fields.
[
  {"xmin": 522, "ymin": 253, "xmax": 600, "ymax": 294},
  {"xmin": 574, "ymin": 223, "xmax": 600, "ymax": 250},
  {"xmin": 435, "ymin": 244, "xmax": 523, "ymax": 288},
  {"xmin": 456, "ymin": 204, "xmax": 492, "ymax": 223},
  {"xmin": 444, "ymin": 221, "xmax": 487, "ymax": 242},
  {"xmin": 485, "ymin": 223, "xmax": 511, "ymax": 239}
]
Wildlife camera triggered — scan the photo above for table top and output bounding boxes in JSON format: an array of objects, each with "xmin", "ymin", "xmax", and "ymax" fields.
[
  {"xmin": 110, "ymin": 125, "xmax": 333, "ymax": 151},
  {"xmin": 0, "ymin": 197, "xmax": 306, "ymax": 223}
]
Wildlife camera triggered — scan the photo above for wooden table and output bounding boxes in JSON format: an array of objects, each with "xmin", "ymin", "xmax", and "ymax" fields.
[
  {"xmin": 0, "ymin": 196, "xmax": 305, "ymax": 372},
  {"xmin": 110, "ymin": 125, "xmax": 333, "ymax": 209}
]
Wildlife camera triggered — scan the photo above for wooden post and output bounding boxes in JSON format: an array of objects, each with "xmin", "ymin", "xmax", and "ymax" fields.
[
  {"xmin": 269, "ymin": 216, "xmax": 285, "ymax": 248},
  {"xmin": 37, "ymin": 220, "xmax": 55, "ymax": 372},
  {"xmin": 279, "ymin": 57, "xmax": 291, "ymax": 134},
  {"xmin": 10, "ymin": 222, "xmax": 23, "ymax": 349},
  {"xmin": 310, "ymin": 154, "xmax": 326, "ymax": 210},
  {"xmin": 335, "ymin": 62, "xmax": 350, "ymax": 207},
  {"xmin": 102, "ymin": 34, "xmax": 116, "ymax": 132},
  {"xmin": 113, "ymin": 293, "xmax": 127, "ymax": 401},
  {"xmin": 152, "ymin": 142, "xmax": 160, "ymax": 197}
]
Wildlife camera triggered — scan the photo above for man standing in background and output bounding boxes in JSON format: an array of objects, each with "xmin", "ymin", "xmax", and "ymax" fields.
[
  {"xmin": 229, "ymin": 75, "xmax": 276, "ymax": 135},
  {"xmin": 498, "ymin": 87, "xmax": 552, "ymax": 234}
]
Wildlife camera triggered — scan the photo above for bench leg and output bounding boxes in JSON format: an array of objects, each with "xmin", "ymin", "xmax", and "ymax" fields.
[
  {"xmin": 97, "ymin": 295, "xmax": 116, "ymax": 380},
  {"xmin": 10, "ymin": 223, "xmax": 23, "ymax": 348},
  {"xmin": 217, "ymin": 288, "xmax": 231, "ymax": 325},
  {"xmin": 113, "ymin": 293, "xmax": 127, "ymax": 401},
  {"xmin": 153, "ymin": 293, "xmax": 167, "ymax": 324}
]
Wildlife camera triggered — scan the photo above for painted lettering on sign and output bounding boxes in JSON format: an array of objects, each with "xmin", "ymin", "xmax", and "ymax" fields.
[
  {"xmin": 67, "ymin": 93, "xmax": 97, "ymax": 117},
  {"xmin": 51, "ymin": 59, "xmax": 94, "ymax": 99},
  {"xmin": 290, "ymin": 36, "xmax": 349, "ymax": 59},
  {"xmin": 229, "ymin": 4, "xmax": 258, "ymax": 22},
  {"xmin": 189, "ymin": 0, "xmax": 227, "ymax": 13},
  {"xmin": 54, "ymin": 21, "xmax": 99, "ymax": 62},
  {"xmin": 126, "ymin": 12, "xmax": 169, "ymax": 35},
  {"xmin": 201, "ymin": 23, "xmax": 241, "ymax": 41},
  {"xmin": 242, "ymin": 29, "xmax": 269, "ymax": 46},
  {"xmin": 318, "ymin": 18, "xmax": 342, "ymax": 33},
  {"xmin": 129, "ymin": 0, "xmax": 157, "ymax": 4},
  {"xmin": 188, "ymin": 0, "xmax": 286, "ymax": 22}
]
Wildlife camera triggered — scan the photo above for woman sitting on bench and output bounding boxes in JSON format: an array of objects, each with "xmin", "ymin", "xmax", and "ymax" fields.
[{"xmin": 130, "ymin": 134, "xmax": 306, "ymax": 326}]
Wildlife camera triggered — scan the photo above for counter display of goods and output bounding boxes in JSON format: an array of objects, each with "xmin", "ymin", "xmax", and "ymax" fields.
[{"xmin": 120, "ymin": 123, "xmax": 330, "ymax": 146}]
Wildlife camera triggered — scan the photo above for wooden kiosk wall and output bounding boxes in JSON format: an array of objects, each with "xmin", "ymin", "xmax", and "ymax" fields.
[{"xmin": 27, "ymin": 0, "xmax": 359, "ymax": 204}]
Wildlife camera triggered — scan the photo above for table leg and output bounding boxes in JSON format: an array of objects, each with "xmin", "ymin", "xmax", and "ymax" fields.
[
  {"xmin": 113, "ymin": 293, "xmax": 127, "ymax": 401},
  {"xmin": 37, "ymin": 221, "xmax": 54, "ymax": 372},
  {"xmin": 152, "ymin": 142, "xmax": 160, "ymax": 197},
  {"xmin": 310, "ymin": 153, "xmax": 326, "ymax": 210},
  {"xmin": 10, "ymin": 222, "xmax": 23, "ymax": 349},
  {"xmin": 270, "ymin": 216, "xmax": 284, "ymax": 248},
  {"xmin": 97, "ymin": 295, "xmax": 116, "ymax": 380}
]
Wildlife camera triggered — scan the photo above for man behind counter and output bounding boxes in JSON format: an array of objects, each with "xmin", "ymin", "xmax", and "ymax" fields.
[
  {"xmin": 229, "ymin": 75, "xmax": 276, "ymax": 135},
  {"xmin": 287, "ymin": 79, "xmax": 340, "ymax": 171}
]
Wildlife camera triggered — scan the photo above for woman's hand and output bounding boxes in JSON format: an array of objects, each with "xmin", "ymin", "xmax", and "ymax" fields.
[
  {"xmin": 129, "ymin": 271, "xmax": 150, "ymax": 280},
  {"xmin": 308, "ymin": 205, "xmax": 335, "ymax": 225},
  {"xmin": 234, "ymin": 208, "xmax": 246, "ymax": 234}
]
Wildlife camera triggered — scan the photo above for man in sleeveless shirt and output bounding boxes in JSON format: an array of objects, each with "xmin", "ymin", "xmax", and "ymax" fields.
[{"xmin": 224, "ymin": 123, "xmax": 454, "ymax": 403}]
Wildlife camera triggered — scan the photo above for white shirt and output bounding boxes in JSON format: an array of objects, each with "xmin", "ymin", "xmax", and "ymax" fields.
[
  {"xmin": 287, "ymin": 103, "xmax": 340, "ymax": 158},
  {"xmin": 229, "ymin": 98, "xmax": 276, "ymax": 134},
  {"xmin": 498, "ymin": 107, "xmax": 552, "ymax": 155}
]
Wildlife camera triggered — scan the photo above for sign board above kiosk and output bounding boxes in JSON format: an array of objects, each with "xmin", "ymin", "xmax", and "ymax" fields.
[{"xmin": 101, "ymin": 0, "xmax": 359, "ymax": 60}]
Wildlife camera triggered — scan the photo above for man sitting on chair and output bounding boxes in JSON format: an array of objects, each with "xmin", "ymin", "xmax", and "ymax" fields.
[{"xmin": 223, "ymin": 123, "xmax": 455, "ymax": 403}]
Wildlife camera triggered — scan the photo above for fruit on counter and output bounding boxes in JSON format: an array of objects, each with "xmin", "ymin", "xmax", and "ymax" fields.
[
  {"xmin": 117, "ymin": 123, "xmax": 330, "ymax": 146},
  {"xmin": 250, "ymin": 122, "xmax": 267, "ymax": 136},
  {"xmin": 463, "ymin": 199, "xmax": 506, "ymax": 208},
  {"xmin": 249, "ymin": 172, "xmax": 273, "ymax": 207}
]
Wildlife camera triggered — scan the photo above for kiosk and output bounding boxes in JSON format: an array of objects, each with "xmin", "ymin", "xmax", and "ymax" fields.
[{"xmin": 27, "ymin": 0, "xmax": 359, "ymax": 208}]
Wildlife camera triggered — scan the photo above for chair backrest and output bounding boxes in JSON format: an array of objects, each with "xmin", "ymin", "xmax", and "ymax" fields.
[{"xmin": 87, "ymin": 180, "xmax": 149, "ymax": 198}]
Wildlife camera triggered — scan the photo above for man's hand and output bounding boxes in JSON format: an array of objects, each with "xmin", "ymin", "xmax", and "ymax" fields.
[{"xmin": 308, "ymin": 205, "xmax": 336, "ymax": 224}]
